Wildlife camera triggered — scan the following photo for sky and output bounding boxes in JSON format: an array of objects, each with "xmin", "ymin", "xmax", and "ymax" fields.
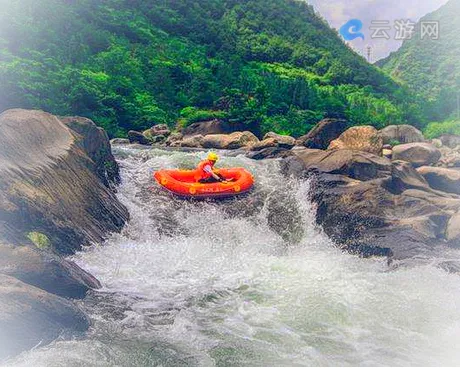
[{"xmin": 306, "ymin": 0, "xmax": 449, "ymax": 61}]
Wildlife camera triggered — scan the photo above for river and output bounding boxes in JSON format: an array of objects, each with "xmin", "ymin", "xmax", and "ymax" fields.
[{"xmin": 8, "ymin": 146, "xmax": 460, "ymax": 366}]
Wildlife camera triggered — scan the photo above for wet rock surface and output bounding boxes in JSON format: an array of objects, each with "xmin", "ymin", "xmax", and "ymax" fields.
[
  {"xmin": 0, "ymin": 109, "xmax": 129, "ymax": 360},
  {"xmin": 297, "ymin": 118, "xmax": 349, "ymax": 149},
  {"xmin": 0, "ymin": 274, "xmax": 90, "ymax": 361},
  {"xmin": 392, "ymin": 142, "xmax": 441, "ymax": 168},
  {"xmin": 328, "ymin": 126, "xmax": 383, "ymax": 155},
  {"xmin": 282, "ymin": 149, "xmax": 460, "ymax": 260}
]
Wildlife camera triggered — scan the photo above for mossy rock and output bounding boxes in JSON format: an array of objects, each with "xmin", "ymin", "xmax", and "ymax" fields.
[{"xmin": 27, "ymin": 232, "xmax": 51, "ymax": 250}]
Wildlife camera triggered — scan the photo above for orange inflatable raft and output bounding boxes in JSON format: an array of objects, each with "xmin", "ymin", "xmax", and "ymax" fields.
[{"xmin": 154, "ymin": 168, "xmax": 254, "ymax": 198}]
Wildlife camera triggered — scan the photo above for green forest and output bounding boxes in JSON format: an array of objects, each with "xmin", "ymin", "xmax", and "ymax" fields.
[
  {"xmin": 379, "ymin": 0, "xmax": 460, "ymax": 138},
  {"xmin": 0, "ymin": 0, "xmax": 432, "ymax": 138}
]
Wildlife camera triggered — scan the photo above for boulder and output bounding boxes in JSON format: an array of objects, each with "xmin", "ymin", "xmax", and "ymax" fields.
[
  {"xmin": 61, "ymin": 116, "xmax": 120, "ymax": 186},
  {"xmin": 0, "ymin": 109, "xmax": 129, "ymax": 255},
  {"xmin": 128, "ymin": 130, "xmax": 151, "ymax": 145},
  {"xmin": 0, "ymin": 241, "xmax": 100, "ymax": 299},
  {"xmin": 250, "ymin": 138, "xmax": 277, "ymax": 151},
  {"xmin": 179, "ymin": 134, "xmax": 205, "ymax": 148},
  {"xmin": 110, "ymin": 138, "xmax": 130, "ymax": 145},
  {"xmin": 379, "ymin": 125, "xmax": 425, "ymax": 145},
  {"xmin": 281, "ymin": 150, "xmax": 460, "ymax": 260},
  {"xmin": 143, "ymin": 124, "xmax": 171, "ymax": 141},
  {"xmin": 263, "ymin": 132, "xmax": 296, "ymax": 148},
  {"xmin": 392, "ymin": 142, "xmax": 442, "ymax": 168},
  {"xmin": 292, "ymin": 149, "xmax": 391, "ymax": 181},
  {"xmin": 389, "ymin": 161, "xmax": 430, "ymax": 193},
  {"xmin": 437, "ymin": 146, "xmax": 460, "ymax": 168},
  {"xmin": 439, "ymin": 134, "xmax": 460, "ymax": 149},
  {"xmin": 0, "ymin": 274, "xmax": 90, "ymax": 361},
  {"xmin": 297, "ymin": 118, "xmax": 349, "ymax": 149},
  {"xmin": 247, "ymin": 147, "xmax": 293, "ymax": 160},
  {"xmin": 165, "ymin": 132, "xmax": 183, "ymax": 147},
  {"xmin": 446, "ymin": 212, "xmax": 460, "ymax": 247},
  {"xmin": 416, "ymin": 166, "xmax": 460, "ymax": 195},
  {"xmin": 202, "ymin": 131, "xmax": 259, "ymax": 150},
  {"xmin": 181, "ymin": 119, "xmax": 229, "ymax": 137},
  {"xmin": 328, "ymin": 126, "xmax": 383, "ymax": 155}
]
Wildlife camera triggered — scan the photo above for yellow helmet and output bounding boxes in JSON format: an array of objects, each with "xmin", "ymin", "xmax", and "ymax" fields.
[{"xmin": 208, "ymin": 152, "xmax": 219, "ymax": 162}]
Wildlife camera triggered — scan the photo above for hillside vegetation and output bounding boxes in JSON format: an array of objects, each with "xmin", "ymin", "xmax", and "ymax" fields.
[
  {"xmin": 0, "ymin": 0, "xmax": 423, "ymax": 137},
  {"xmin": 379, "ymin": 0, "xmax": 460, "ymax": 137}
]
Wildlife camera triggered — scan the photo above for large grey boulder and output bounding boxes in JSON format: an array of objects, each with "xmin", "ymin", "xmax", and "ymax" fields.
[
  {"xmin": 263, "ymin": 132, "xmax": 296, "ymax": 148},
  {"xmin": 247, "ymin": 147, "xmax": 293, "ymax": 160},
  {"xmin": 181, "ymin": 119, "xmax": 229, "ymax": 137},
  {"xmin": 61, "ymin": 116, "xmax": 120, "ymax": 186},
  {"xmin": 328, "ymin": 126, "xmax": 383, "ymax": 155},
  {"xmin": 0, "ymin": 109, "xmax": 129, "ymax": 255},
  {"xmin": 202, "ymin": 131, "xmax": 259, "ymax": 149},
  {"xmin": 297, "ymin": 118, "xmax": 349, "ymax": 149},
  {"xmin": 179, "ymin": 134, "xmax": 205, "ymax": 148},
  {"xmin": 292, "ymin": 149, "xmax": 391, "ymax": 181},
  {"xmin": 128, "ymin": 130, "xmax": 151, "ymax": 145},
  {"xmin": 379, "ymin": 125, "xmax": 425, "ymax": 145},
  {"xmin": 417, "ymin": 166, "xmax": 460, "ymax": 195},
  {"xmin": 392, "ymin": 142, "xmax": 441, "ymax": 168},
  {"xmin": 281, "ymin": 149, "xmax": 460, "ymax": 260},
  {"xmin": 0, "ymin": 275, "xmax": 90, "ymax": 361},
  {"xmin": 440, "ymin": 134, "xmax": 460, "ymax": 149},
  {"xmin": 0, "ymin": 241, "xmax": 100, "ymax": 299}
]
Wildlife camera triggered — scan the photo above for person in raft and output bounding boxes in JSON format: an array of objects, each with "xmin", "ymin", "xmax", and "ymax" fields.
[{"xmin": 197, "ymin": 152, "xmax": 227, "ymax": 183}]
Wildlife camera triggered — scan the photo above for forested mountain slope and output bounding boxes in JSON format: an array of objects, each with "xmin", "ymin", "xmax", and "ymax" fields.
[
  {"xmin": 379, "ymin": 0, "xmax": 460, "ymax": 136},
  {"xmin": 0, "ymin": 0, "xmax": 422, "ymax": 137}
]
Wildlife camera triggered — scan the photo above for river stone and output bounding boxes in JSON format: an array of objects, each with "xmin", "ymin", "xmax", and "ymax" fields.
[
  {"xmin": 389, "ymin": 161, "xmax": 430, "ymax": 193},
  {"xmin": 128, "ymin": 130, "xmax": 151, "ymax": 145},
  {"xmin": 0, "ymin": 274, "xmax": 90, "ymax": 361},
  {"xmin": 247, "ymin": 147, "xmax": 293, "ymax": 160},
  {"xmin": 392, "ymin": 142, "xmax": 441, "ymax": 168},
  {"xmin": 263, "ymin": 132, "xmax": 296, "ymax": 148},
  {"xmin": 297, "ymin": 118, "xmax": 349, "ymax": 149},
  {"xmin": 437, "ymin": 146, "xmax": 460, "ymax": 168},
  {"xmin": 202, "ymin": 131, "xmax": 259, "ymax": 150},
  {"xmin": 165, "ymin": 132, "xmax": 183, "ymax": 146},
  {"xmin": 110, "ymin": 138, "xmax": 130, "ymax": 145},
  {"xmin": 328, "ymin": 126, "xmax": 383, "ymax": 155},
  {"xmin": 379, "ymin": 125, "xmax": 425, "ymax": 145},
  {"xmin": 292, "ymin": 149, "xmax": 391, "ymax": 181},
  {"xmin": 0, "ymin": 109, "xmax": 129, "ymax": 255},
  {"xmin": 250, "ymin": 138, "xmax": 277, "ymax": 151},
  {"xmin": 179, "ymin": 134, "xmax": 205, "ymax": 148},
  {"xmin": 417, "ymin": 166, "xmax": 460, "ymax": 195},
  {"xmin": 447, "ymin": 212, "xmax": 460, "ymax": 247},
  {"xmin": 440, "ymin": 134, "xmax": 460, "ymax": 149},
  {"xmin": 0, "ymin": 241, "xmax": 100, "ymax": 299},
  {"xmin": 181, "ymin": 119, "xmax": 229, "ymax": 137}
]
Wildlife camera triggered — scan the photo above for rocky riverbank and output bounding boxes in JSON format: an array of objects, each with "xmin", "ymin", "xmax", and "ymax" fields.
[
  {"xmin": 0, "ymin": 109, "xmax": 129, "ymax": 360},
  {"xmin": 125, "ymin": 118, "xmax": 460, "ymax": 262}
]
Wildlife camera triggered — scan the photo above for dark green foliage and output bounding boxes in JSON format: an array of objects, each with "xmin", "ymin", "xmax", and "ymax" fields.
[{"xmin": 0, "ymin": 0, "xmax": 422, "ymax": 137}]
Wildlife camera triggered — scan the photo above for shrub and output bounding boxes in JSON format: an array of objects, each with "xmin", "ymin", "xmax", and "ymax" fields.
[
  {"xmin": 424, "ymin": 120, "xmax": 460, "ymax": 139},
  {"xmin": 177, "ymin": 107, "xmax": 227, "ymax": 128}
]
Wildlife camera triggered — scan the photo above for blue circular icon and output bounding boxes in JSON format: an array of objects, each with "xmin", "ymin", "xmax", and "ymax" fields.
[{"xmin": 340, "ymin": 19, "xmax": 365, "ymax": 41}]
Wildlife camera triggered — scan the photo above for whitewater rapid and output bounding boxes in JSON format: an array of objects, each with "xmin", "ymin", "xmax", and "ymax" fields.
[{"xmin": 8, "ymin": 146, "xmax": 460, "ymax": 366}]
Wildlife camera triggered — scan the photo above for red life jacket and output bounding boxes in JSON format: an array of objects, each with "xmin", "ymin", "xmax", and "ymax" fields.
[{"xmin": 196, "ymin": 160, "xmax": 214, "ymax": 180}]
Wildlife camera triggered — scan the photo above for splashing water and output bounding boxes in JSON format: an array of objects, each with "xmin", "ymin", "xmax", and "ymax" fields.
[{"xmin": 8, "ymin": 147, "xmax": 460, "ymax": 366}]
